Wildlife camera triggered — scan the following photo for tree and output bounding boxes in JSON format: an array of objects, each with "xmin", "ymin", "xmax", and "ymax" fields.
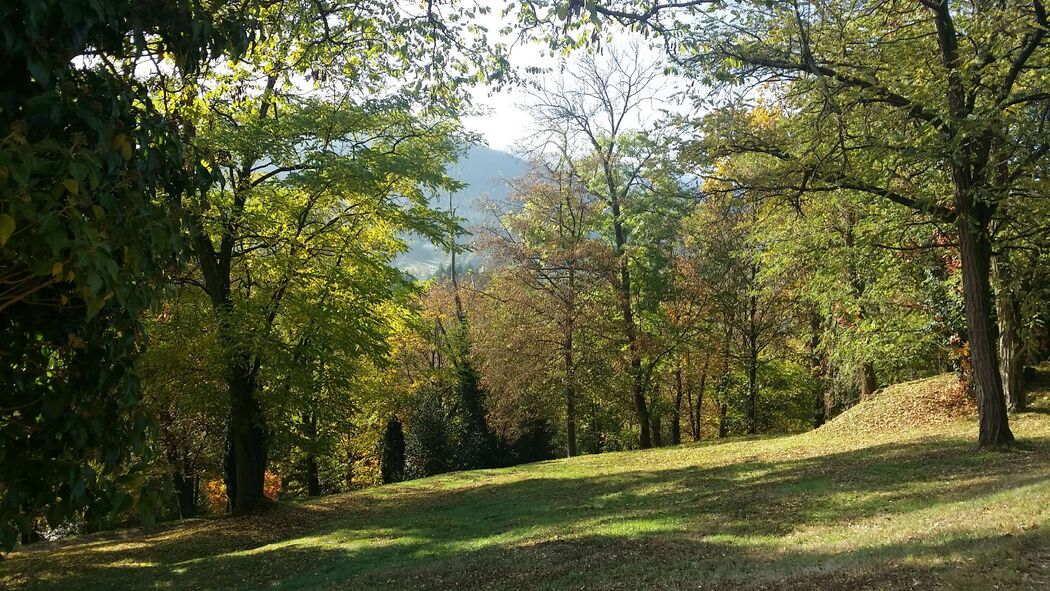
[
  {"xmin": 168, "ymin": 0, "xmax": 507, "ymax": 512},
  {"xmin": 525, "ymin": 46, "xmax": 677, "ymax": 448},
  {"xmin": 0, "ymin": 0, "xmax": 253, "ymax": 548},
  {"xmin": 380, "ymin": 416, "xmax": 406, "ymax": 484},
  {"xmin": 185, "ymin": 97, "xmax": 461, "ymax": 511},
  {"xmin": 140, "ymin": 288, "xmax": 227, "ymax": 518},
  {"xmin": 405, "ymin": 388, "xmax": 454, "ymax": 479},
  {"xmin": 479, "ymin": 156, "xmax": 605, "ymax": 456},
  {"xmin": 529, "ymin": 0, "xmax": 1050, "ymax": 446},
  {"xmin": 682, "ymin": 167, "xmax": 797, "ymax": 434}
]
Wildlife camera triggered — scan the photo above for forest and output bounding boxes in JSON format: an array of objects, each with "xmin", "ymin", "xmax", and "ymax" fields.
[{"xmin": 2, "ymin": 0, "xmax": 1050, "ymax": 588}]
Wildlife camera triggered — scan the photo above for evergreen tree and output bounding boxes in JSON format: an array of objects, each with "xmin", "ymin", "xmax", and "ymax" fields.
[{"xmin": 380, "ymin": 417, "xmax": 406, "ymax": 484}]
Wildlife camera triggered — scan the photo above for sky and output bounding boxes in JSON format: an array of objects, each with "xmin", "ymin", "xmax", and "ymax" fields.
[
  {"xmin": 459, "ymin": 7, "xmax": 548, "ymax": 154},
  {"xmin": 460, "ymin": 2, "xmax": 680, "ymax": 155}
]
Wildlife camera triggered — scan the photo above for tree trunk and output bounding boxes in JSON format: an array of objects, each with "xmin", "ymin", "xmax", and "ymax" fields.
[
  {"xmin": 608, "ymin": 183, "xmax": 648, "ymax": 448},
  {"xmin": 809, "ymin": 313, "xmax": 826, "ymax": 429},
  {"xmin": 345, "ymin": 439, "xmax": 355, "ymax": 491},
  {"xmin": 814, "ymin": 386, "xmax": 827, "ymax": 429},
  {"xmin": 686, "ymin": 367, "xmax": 697, "ymax": 440},
  {"xmin": 997, "ymin": 286, "xmax": 1026, "ymax": 412},
  {"xmin": 303, "ymin": 413, "xmax": 321, "ymax": 496},
  {"xmin": 18, "ymin": 501, "xmax": 40, "ymax": 545},
  {"xmin": 859, "ymin": 362, "xmax": 877, "ymax": 400},
  {"xmin": 931, "ymin": 3, "xmax": 1013, "ymax": 447},
  {"xmin": 196, "ymin": 227, "xmax": 268, "ymax": 513},
  {"xmin": 565, "ymin": 326, "xmax": 578, "ymax": 457},
  {"xmin": 956, "ymin": 209, "xmax": 1014, "ymax": 446},
  {"xmin": 746, "ymin": 312, "xmax": 758, "ymax": 435},
  {"xmin": 173, "ymin": 470, "xmax": 198, "ymax": 519},
  {"xmin": 227, "ymin": 356, "xmax": 268, "ymax": 513},
  {"xmin": 745, "ymin": 282, "xmax": 759, "ymax": 435},
  {"xmin": 651, "ymin": 414, "xmax": 662, "ymax": 447},
  {"xmin": 590, "ymin": 400, "xmax": 603, "ymax": 454},
  {"xmin": 694, "ymin": 356, "xmax": 709, "ymax": 441},
  {"xmin": 305, "ymin": 453, "xmax": 321, "ymax": 496},
  {"xmin": 634, "ymin": 382, "xmax": 651, "ymax": 448},
  {"xmin": 843, "ymin": 210, "xmax": 877, "ymax": 404},
  {"xmin": 19, "ymin": 527, "xmax": 40, "ymax": 546},
  {"xmin": 671, "ymin": 366, "xmax": 683, "ymax": 445}
]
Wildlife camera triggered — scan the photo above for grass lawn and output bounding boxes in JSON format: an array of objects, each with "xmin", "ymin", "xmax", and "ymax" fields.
[{"xmin": 4, "ymin": 374, "xmax": 1050, "ymax": 590}]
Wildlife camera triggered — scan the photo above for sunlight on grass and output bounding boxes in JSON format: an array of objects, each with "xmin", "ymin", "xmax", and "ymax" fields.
[{"xmin": 3, "ymin": 375, "xmax": 1049, "ymax": 590}]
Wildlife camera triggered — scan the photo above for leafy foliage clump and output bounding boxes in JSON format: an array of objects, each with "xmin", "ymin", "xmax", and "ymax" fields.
[
  {"xmin": 0, "ymin": 0, "xmax": 254, "ymax": 548},
  {"xmin": 405, "ymin": 389, "xmax": 454, "ymax": 480}
]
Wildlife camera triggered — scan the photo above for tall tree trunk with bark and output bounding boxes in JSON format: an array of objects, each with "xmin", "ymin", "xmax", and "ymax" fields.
[
  {"xmin": 305, "ymin": 454, "xmax": 321, "ymax": 497},
  {"xmin": 227, "ymin": 355, "xmax": 268, "ymax": 513},
  {"xmin": 612, "ymin": 199, "xmax": 648, "ymax": 447},
  {"xmin": 842, "ymin": 210, "xmax": 878, "ymax": 402},
  {"xmin": 564, "ymin": 327, "xmax": 578, "ymax": 457},
  {"xmin": 671, "ymin": 365, "xmax": 683, "ymax": 445},
  {"xmin": 602, "ymin": 153, "xmax": 649, "ymax": 448},
  {"xmin": 686, "ymin": 366, "xmax": 697, "ymax": 440},
  {"xmin": 932, "ymin": 4, "xmax": 1013, "ymax": 447},
  {"xmin": 745, "ymin": 260, "xmax": 760, "ymax": 435},
  {"xmin": 693, "ymin": 355, "xmax": 709, "ymax": 441},
  {"xmin": 173, "ymin": 469, "xmax": 198, "ymax": 518},
  {"xmin": 303, "ymin": 413, "xmax": 321, "ymax": 496},
  {"xmin": 651, "ymin": 414, "xmax": 662, "ymax": 447},
  {"xmin": 956, "ymin": 211, "xmax": 1014, "ymax": 446},
  {"xmin": 196, "ymin": 232, "xmax": 269, "ymax": 514},
  {"xmin": 345, "ymin": 437, "xmax": 356, "ymax": 491},
  {"xmin": 746, "ymin": 293, "xmax": 759, "ymax": 435},
  {"xmin": 563, "ymin": 259, "xmax": 579, "ymax": 457},
  {"xmin": 996, "ymin": 277, "xmax": 1027, "ymax": 412}
]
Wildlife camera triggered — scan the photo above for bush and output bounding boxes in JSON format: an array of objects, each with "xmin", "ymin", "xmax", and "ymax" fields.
[{"xmin": 405, "ymin": 390, "xmax": 452, "ymax": 479}]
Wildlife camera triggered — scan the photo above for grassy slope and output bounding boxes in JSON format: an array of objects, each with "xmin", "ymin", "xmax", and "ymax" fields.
[{"xmin": 5, "ymin": 374, "xmax": 1050, "ymax": 591}]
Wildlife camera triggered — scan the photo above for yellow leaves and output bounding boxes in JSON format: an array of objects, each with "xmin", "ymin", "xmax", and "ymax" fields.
[
  {"xmin": 112, "ymin": 133, "xmax": 133, "ymax": 160},
  {"xmin": 749, "ymin": 104, "xmax": 781, "ymax": 130},
  {"xmin": 63, "ymin": 178, "xmax": 79, "ymax": 195},
  {"xmin": 51, "ymin": 261, "xmax": 63, "ymax": 279},
  {"xmin": 0, "ymin": 213, "xmax": 14, "ymax": 246}
]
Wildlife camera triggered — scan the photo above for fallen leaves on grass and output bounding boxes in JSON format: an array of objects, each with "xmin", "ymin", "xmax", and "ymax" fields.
[{"xmin": 818, "ymin": 374, "xmax": 976, "ymax": 437}]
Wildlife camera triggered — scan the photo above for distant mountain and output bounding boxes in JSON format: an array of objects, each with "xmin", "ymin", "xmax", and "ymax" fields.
[{"xmin": 397, "ymin": 144, "xmax": 528, "ymax": 278}]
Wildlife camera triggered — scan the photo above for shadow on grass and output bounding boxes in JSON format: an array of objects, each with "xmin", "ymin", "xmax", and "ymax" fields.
[{"xmin": 7, "ymin": 435, "xmax": 1050, "ymax": 590}]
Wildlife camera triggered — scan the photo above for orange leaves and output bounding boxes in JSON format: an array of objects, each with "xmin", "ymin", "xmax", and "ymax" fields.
[
  {"xmin": 263, "ymin": 472, "xmax": 282, "ymax": 500},
  {"xmin": 204, "ymin": 478, "xmax": 227, "ymax": 514},
  {"xmin": 204, "ymin": 472, "xmax": 282, "ymax": 513}
]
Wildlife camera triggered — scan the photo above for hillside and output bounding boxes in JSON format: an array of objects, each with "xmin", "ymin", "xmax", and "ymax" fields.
[
  {"xmin": 3, "ymin": 373, "xmax": 1049, "ymax": 590},
  {"xmin": 395, "ymin": 144, "xmax": 528, "ymax": 278}
]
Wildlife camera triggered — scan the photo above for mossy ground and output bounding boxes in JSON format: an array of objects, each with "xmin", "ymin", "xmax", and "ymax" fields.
[{"xmin": 5, "ymin": 372, "xmax": 1050, "ymax": 590}]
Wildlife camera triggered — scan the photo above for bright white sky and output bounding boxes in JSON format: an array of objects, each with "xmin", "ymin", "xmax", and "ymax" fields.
[{"xmin": 461, "ymin": 2, "xmax": 680, "ymax": 154}]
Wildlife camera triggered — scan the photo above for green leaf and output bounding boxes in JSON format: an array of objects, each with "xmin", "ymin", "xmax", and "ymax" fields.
[{"xmin": 0, "ymin": 213, "xmax": 14, "ymax": 246}]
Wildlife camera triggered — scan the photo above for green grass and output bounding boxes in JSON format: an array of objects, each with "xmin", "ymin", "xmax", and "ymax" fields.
[{"xmin": 5, "ymin": 375, "xmax": 1050, "ymax": 590}]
